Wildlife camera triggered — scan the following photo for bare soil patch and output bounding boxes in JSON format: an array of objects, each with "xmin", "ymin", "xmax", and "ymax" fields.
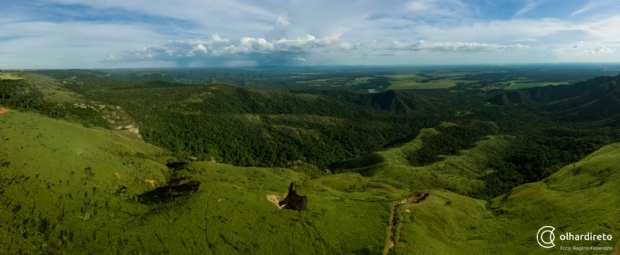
[
  {"xmin": 400, "ymin": 191, "xmax": 429, "ymax": 204},
  {"xmin": 0, "ymin": 108, "xmax": 8, "ymax": 114},
  {"xmin": 266, "ymin": 193, "xmax": 287, "ymax": 209}
]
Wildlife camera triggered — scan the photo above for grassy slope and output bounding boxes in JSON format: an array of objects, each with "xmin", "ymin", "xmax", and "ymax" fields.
[
  {"xmin": 393, "ymin": 143, "xmax": 620, "ymax": 254},
  {"xmin": 21, "ymin": 73, "xmax": 85, "ymax": 103},
  {"xmin": 336, "ymin": 123, "xmax": 513, "ymax": 194},
  {"xmin": 333, "ymin": 123, "xmax": 619, "ymax": 254},
  {"xmin": 19, "ymin": 72, "xmax": 138, "ymax": 132},
  {"xmin": 505, "ymin": 81, "xmax": 569, "ymax": 90},
  {"xmin": 1, "ymin": 109, "xmax": 619, "ymax": 254},
  {"xmin": 0, "ymin": 109, "xmax": 170, "ymax": 253},
  {"xmin": 0, "ymin": 109, "xmax": 396, "ymax": 254}
]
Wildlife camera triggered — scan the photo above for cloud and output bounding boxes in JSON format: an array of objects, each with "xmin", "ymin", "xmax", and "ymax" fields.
[
  {"xmin": 4, "ymin": 0, "xmax": 620, "ymax": 68},
  {"xmin": 516, "ymin": 38, "xmax": 538, "ymax": 42},
  {"xmin": 107, "ymin": 34, "xmax": 529, "ymax": 66},
  {"xmin": 404, "ymin": 0, "xmax": 470, "ymax": 17},
  {"xmin": 196, "ymin": 44, "xmax": 207, "ymax": 53},
  {"xmin": 515, "ymin": 0, "xmax": 543, "ymax": 17},
  {"xmin": 573, "ymin": 41, "xmax": 583, "ymax": 48},
  {"xmin": 550, "ymin": 49, "xmax": 564, "ymax": 55},
  {"xmin": 211, "ymin": 34, "xmax": 228, "ymax": 42},
  {"xmin": 389, "ymin": 40, "xmax": 529, "ymax": 52},
  {"xmin": 571, "ymin": 3, "xmax": 597, "ymax": 17},
  {"xmin": 275, "ymin": 17, "xmax": 290, "ymax": 29},
  {"xmin": 48, "ymin": 0, "xmax": 284, "ymax": 33},
  {"xmin": 583, "ymin": 46, "xmax": 614, "ymax": 55}
]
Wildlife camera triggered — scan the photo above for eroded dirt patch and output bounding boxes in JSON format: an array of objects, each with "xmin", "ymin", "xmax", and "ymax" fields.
[
  {"xmin": 266, "ymin": 193, "xmax": 286, "ymax": 209},
  {"xmin": 0, "ymin": 108, "xmax": 8, "ymax": 114},
  {"xmin": 400, "ymin": 191, "xmax": 429, "ymax": 204}
]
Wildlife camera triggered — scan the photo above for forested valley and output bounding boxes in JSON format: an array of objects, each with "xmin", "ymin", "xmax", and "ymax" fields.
[{"xmin": 4, "ymin": 70, "xmax": 619, "ymax": 200}]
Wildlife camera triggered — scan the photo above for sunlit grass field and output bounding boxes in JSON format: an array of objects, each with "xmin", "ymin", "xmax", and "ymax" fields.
[
  {"xmin": 386, "ymin": 73, "xmax": 474, "ymax": 90},
  {"xmin": 505, "ymin": 79, "xmax": 571, "ymax": 90},
  {"xmin": 22, "ymin": 73, "xmax": 86, "ymax": 103},
  {"xmin": 0, "ymin": 109, "xmax": 393, "ymax": 254},
  {"xmin": 0, "ymin": 73, "xmax": 25, "ymax": 80},
  {"xmin": 395, "ymin": 143, "xmax": 620, "ymax": 254}
]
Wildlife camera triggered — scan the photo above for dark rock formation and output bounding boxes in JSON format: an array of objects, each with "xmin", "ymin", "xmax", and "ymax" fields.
[{"xmin": 279, "ymin": 182, "xmax": 307, "ymax": 211}]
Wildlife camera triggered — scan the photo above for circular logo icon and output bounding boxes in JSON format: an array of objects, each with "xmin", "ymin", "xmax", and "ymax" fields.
[{"xmin": 537, "ymin": 226, "xmax": 556, "ymax": 248}]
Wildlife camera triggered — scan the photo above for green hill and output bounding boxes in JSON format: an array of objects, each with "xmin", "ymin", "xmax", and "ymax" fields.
[
  {"xmin": 332, "ymin": 122, "xmax": 511, "ymax": 195},
  {"xmin": 490, "ymin": 74, "xmax": 620, "ymax": 121},
  {"xmin": 2, "ymin": 109, "xmax": 618, "ymax": 254},
  {"xmin": 55, "ymin": 78, "xmax": 442, "ymax": 169},
  {"xmin": 393, "ymin": 142, "xmax": 620, "ymax": 254},
  {"xmin": 0, "ymin": 109, "xmax": 401, "ymax": 254},
  {"xmin": 2, "ymin": 71, "xmax": 620, "ymax": 254},
  {"xmin": 299, "ymin": 90, "xmax": 439, "ymax": 114}
]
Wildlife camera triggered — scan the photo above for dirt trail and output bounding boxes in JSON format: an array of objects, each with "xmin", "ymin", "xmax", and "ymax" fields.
[
  {"xmin": 382, "ymin": 201, "xmax": 398, "ymax": 255},
  {"xmin": 394, "ymin": 213, "xmax": 405, "ymax": 247},
  {"xmin": 382, "ymin": 192, "xmax": 430, "ymax": 255},
  {"xmin": 0, "ymin": 108, "xmax": 8, "ymax": 114}
]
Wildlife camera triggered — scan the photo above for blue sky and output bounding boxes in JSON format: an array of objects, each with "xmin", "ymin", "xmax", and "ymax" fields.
[{"xmin": 1, "ymin": 0, "xmax": 619, "ymax": 68}]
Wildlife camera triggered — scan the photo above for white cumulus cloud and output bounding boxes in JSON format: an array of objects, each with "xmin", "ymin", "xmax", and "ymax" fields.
[
  {"xmin": 388, "ymin": 40, "xmax": 528, "ymax": 52},
  {"xmin": 583, "ymin": 46, "xmax": 614, "ymax": 55},
  {"xmin": 195, "ymin": 44, "xmax": 208, "ymax": 53},
  {"xmin": 550, "ymin": 49, "xmax": 564, "ymax": 55},
  {"xmin": 107, "ymin": 35, "xmax": 529, "ymax": 65},
  {"xmin": 573, "ymin": 41, "xmax": 584, "ymax": 48}
]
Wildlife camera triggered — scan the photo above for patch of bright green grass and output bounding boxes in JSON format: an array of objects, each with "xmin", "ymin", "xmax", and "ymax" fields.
[
  {"xmin": 20, "ymin": 73, "xmax": 85, "ymax": 103},
  {"xmin": 0, "ymin": 109, "xmax": 393, "ymax": 254},
  {"xmin": 410, "ymin": 80, "xmax": 464, "ymax": 89},
  {"xmin": 345, "ymin": 76, "xmax": 375, "ymax": 86},
  {"xmin": 388, "ymin": 77, "xmax": 471, "ymax": 90},
  {"xmin": 393, "ymin": 143, "xmax": 620, "ymax": 254},
  {"xmin": 0, "ymin": 109, "xmax": 172, "ymax": 254},
  {"xmin": 0, "ymin": 73, "xmax": 24, "ymax": 80},
  {"xmin": 505, "ymin": 79, "xmax": 570, "ymax": 90},
  {"xmin": 385, "ymin": 73, "xmax": 476, "ymax": 90},
  {"xmin": 337, "ymin": 124, "xmax": 514, "ymax": 194}
]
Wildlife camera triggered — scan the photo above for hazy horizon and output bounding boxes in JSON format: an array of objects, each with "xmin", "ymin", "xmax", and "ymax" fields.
[{"xmin": 4, "ymin": 63, "xmax": 620, "ymax": 72}]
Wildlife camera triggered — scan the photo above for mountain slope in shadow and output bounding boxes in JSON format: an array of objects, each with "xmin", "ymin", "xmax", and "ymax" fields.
[{"xmin": 490, "ymin": 74, "xmax": 620, "ymax": 121}]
